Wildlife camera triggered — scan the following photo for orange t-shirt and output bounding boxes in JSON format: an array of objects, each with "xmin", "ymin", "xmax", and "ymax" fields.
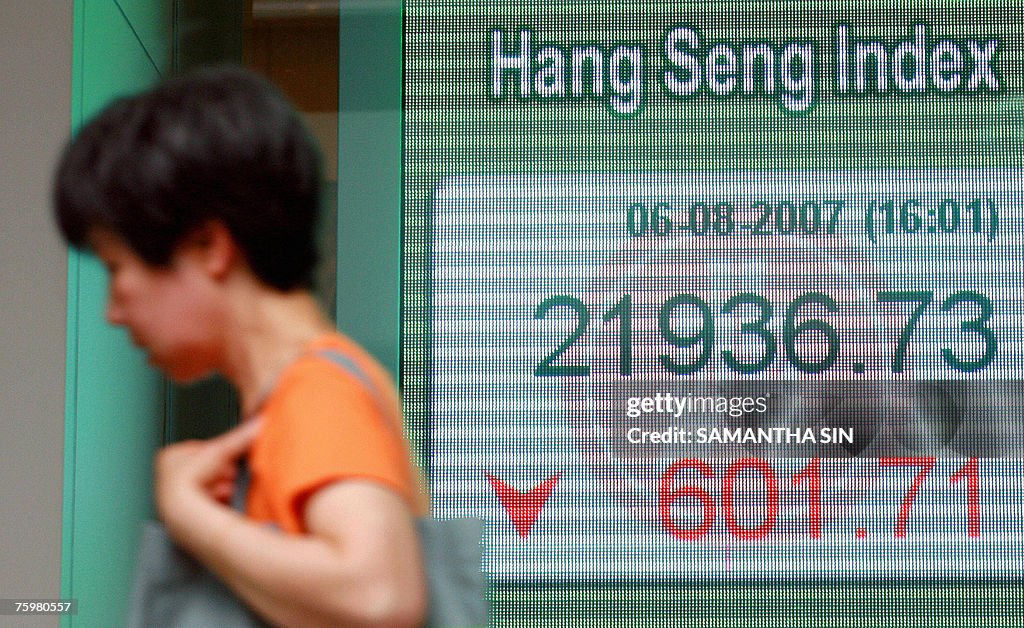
[{"xmin": 245, "ymin": 333, "xmax": 426, "ymax": 534}]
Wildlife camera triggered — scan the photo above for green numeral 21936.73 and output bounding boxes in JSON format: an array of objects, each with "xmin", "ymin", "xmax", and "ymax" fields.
[{"xmin": 533, "ymin": 291, "xmax": 996, "ymax": 377}]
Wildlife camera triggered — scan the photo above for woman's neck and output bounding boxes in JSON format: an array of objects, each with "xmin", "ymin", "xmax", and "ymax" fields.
[{"xmin": 221, "ymin": 288, "xmax": 336, "ymax": 418}]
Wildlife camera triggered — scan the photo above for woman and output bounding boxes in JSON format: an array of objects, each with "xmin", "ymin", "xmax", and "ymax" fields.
[{"xmin": 55, "ymin": 67, "xmax": 428, "ymax": 627}]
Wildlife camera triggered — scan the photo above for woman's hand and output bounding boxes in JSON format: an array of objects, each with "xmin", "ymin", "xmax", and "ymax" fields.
[
  {"xmin": 154, "ymin": 419, "xmax": 261, "ymax": 541},
  {"xmin": 151, "ymin": 417, "xmax": 426, "ymax": 627}
]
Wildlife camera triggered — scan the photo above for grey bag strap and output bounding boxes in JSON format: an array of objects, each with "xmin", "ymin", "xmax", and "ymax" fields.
[
  {"xmin": 232, "ymin": 459, "xmax": 251, "ymax": 512},
  {"xmin": 314, "ymin": 348, "xmax": 489, "ymax": 627},
  {"xmin": 316, "ymin": 349, "xmax": 377, "ymax": 394}
]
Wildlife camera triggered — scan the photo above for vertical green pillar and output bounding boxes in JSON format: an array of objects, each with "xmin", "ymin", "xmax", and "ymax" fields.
[
  {"xmin": 336, "ymin": 2, "xmax": 403, "ymax": 375},
  {"xmin": 62, "ymin": 1, "xmax": 172, "ymax": 626}
]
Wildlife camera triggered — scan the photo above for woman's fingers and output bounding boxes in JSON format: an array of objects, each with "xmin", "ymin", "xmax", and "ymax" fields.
[{"xmin": 209, "ymin": 418, "xmax": 262, "ymax": 464}]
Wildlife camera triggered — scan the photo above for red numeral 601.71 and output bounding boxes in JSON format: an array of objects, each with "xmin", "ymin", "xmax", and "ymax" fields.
[{"xmin": 658, "ymin": 457, "xmax": 980, "ymax": 540}]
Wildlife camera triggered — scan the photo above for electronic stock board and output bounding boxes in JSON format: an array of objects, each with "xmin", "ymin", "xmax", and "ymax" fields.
[{"xmin": 401, "ymin": 1, "xmax": 1024, "ymax": 619}]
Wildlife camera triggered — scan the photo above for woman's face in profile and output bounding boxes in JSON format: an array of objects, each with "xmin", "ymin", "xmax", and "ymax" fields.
[{"xmin": 88, "ymin": 227, "xmax": 223, "ymax": 382}]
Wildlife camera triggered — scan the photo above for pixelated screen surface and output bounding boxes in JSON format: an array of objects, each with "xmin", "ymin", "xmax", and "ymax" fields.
[{"xmin": 402, "ymin": 0, "xmax": 1023, "ymax": 623}]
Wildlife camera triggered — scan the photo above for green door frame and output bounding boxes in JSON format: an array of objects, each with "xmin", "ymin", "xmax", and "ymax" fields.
[{"xmin": 62, "ymin": 2, "xmax": 172, "ymax": 626}]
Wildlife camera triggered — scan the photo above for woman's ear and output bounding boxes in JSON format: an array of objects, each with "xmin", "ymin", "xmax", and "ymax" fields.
[{"xmin": 182, "ymin": 220, "xmax": 238, "ymax": 281}]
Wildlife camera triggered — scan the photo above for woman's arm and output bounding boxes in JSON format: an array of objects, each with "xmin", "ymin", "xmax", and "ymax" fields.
[{"xmin": 155, "ymin": 421, "xmax": 427, "ymax": 628}]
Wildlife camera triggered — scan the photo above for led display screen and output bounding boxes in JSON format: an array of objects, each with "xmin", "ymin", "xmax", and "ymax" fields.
[{"xmin": 402, "ymin": 0, "xmax": 1024, "ymax": 621}]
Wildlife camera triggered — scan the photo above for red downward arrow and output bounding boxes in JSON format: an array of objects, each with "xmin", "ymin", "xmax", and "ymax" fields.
[{"xmin": 485, "ymin": 472, "xmax": 561, "ymax": 538}]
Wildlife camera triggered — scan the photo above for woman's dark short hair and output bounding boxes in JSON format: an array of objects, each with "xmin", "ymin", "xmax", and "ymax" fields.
[{"xmin": 54, "ymin": 66, "xmax": 322, "ymax": 291}]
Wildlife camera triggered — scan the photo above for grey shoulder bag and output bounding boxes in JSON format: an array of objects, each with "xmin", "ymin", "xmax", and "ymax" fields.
[{"xmin": 126, "ymin": 467, "xmax": 269, "ymax": 628}]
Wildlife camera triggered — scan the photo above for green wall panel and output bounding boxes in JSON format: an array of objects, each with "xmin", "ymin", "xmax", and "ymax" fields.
[
  {"xmin": 337, "ymin": 7, "xmax": 403, "ymax": 376},
  {"xmin": 62, "ymin": 1, "xmax": 171, "ymax": 626},
  {"xmin": 336, "ymin": 110, "xmax": 402, "ymax": 373},
  {"xmin": 78, "ymin": 0, "xmax": 164, "ymax": 113},
  {"xmin": 113, "ymin": 0, "xmax": 173, "ymax": 76}
]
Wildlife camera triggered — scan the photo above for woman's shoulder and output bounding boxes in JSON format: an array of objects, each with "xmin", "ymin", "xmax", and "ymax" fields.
[{"xmin": 271, "ymin": 332, "xmax": 401, "ymax": 417}]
